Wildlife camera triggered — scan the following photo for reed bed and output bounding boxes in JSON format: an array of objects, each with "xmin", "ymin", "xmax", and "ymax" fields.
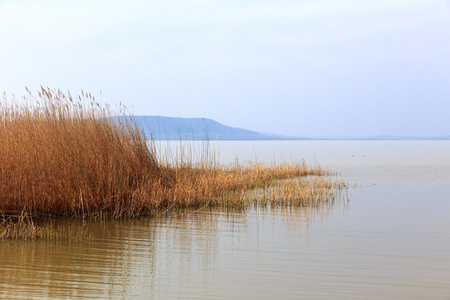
[
  {"xmin": 156, "ymin": 161, "xmax": 343, "ymax": 209},
  {"xmin": 0, "ymin": 88, "xmax": 347, "ymax": 239}
]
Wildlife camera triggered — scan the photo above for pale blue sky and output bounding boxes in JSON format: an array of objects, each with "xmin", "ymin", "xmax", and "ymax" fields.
[{"xmin": 1, "ymin": 0, "xmax": 449, "ymax": 137}]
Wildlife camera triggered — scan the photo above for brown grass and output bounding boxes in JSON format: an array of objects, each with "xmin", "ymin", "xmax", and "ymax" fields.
[
  {"xmin": 156, "ymin": 160, "xmax": 342, "ymax": 209},
  {"xmin": 0, "ymin": 88, "xmax": 347, "ymax": 239},
  {"xmin": 0, "ymin": 87, "xmax": 162, "ymax": 218}
]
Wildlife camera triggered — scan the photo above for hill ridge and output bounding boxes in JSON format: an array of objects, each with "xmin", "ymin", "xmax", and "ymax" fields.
[{"xmin": 110, "ymin": 115, "xmax": 306, "ymax": 141}]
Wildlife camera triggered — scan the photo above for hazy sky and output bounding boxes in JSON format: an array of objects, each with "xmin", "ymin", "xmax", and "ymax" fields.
[{"xmin": 1, "ymin": 0, "xmax": 449, "ymax": 137}]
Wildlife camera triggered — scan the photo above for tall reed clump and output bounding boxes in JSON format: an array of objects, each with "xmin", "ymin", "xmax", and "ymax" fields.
[
  {"xmin": 0, "ymin": 87, "xmax": 347, "ymax": 230},
  {"xmin": 0, "ymin": 87, "xmax": 163, "ymax": 218}
]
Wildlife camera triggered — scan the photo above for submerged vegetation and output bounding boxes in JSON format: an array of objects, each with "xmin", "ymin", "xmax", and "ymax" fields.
[
  {"xmin": 0, "ymin": 212, "xmax": 43, "ymax": 240},
  {"xmin": 0, "ymin": 88, "xmax": 347, "ymax": 239}
]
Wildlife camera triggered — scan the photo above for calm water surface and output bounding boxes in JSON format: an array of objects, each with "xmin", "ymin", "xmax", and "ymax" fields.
[{"xmin": 1, "ymin": 141, "xmax": 450, "ymax": 299}]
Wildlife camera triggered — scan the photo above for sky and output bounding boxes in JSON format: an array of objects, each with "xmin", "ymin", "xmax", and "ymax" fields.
[{"xmin": 1, "ymin": 0, "xmax": 450, "ymax": 138}]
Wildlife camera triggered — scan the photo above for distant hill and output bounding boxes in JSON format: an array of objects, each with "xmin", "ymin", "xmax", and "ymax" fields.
[
  {"xmin": 109, "ymin": 115, "xmax": 309, "ymax": 141},
  {"xmin": 109, "ymin": 116, "xmax": 450, "ymax": 141}
]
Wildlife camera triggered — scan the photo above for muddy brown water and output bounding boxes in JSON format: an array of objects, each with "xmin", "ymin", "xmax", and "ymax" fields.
[{"xmin": 1, "ymin": 141, "xmax": 449, "ymax": 299}]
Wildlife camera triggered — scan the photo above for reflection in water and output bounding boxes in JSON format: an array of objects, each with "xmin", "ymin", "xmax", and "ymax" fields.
[
  {"xmin": 0, "ymin": 205, "xmax": 333, "ymax": 299},
  {"xmin": 0, "ymin": 220, "xmax": 155, "ymax": 299}
]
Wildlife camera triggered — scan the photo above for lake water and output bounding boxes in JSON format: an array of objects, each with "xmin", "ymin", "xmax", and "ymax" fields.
[{"xmin": 1, "ymin": 141, "xmax": 450, "ymax": 299}]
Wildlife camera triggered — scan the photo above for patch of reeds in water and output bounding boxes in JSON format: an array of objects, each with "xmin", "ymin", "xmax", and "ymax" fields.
[
  {"xmin": 0, "ymin": 212, "xmax": 43, "ymax": 240},
  {"xmin": 0, "ymin": 88, "xmax": 347, "ymax": 239}
]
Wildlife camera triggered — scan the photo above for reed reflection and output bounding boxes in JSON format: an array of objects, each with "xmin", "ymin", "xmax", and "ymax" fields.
[{"xmin": 0, "ymin": 203, "xmax": 336, "ymax": 299}]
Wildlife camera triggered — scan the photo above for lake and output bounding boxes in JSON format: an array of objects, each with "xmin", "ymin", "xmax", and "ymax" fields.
[{"xmin": 1, "ymin": 141, "xmax": 450, "ymax": 299}]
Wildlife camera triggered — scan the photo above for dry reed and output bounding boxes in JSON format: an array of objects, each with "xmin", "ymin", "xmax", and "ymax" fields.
[
  {"xmin": 0, "ymin": 211, "xmax": 43, "ymax": 239},
  {"xmin": 0, "ymin": 88, "xmax": 347, "ymax": 239}
]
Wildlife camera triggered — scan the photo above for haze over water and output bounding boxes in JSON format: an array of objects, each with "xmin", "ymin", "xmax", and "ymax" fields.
[{"xmin": 1, "ymin": 141, "xmax": 449, "ymax": 299}]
